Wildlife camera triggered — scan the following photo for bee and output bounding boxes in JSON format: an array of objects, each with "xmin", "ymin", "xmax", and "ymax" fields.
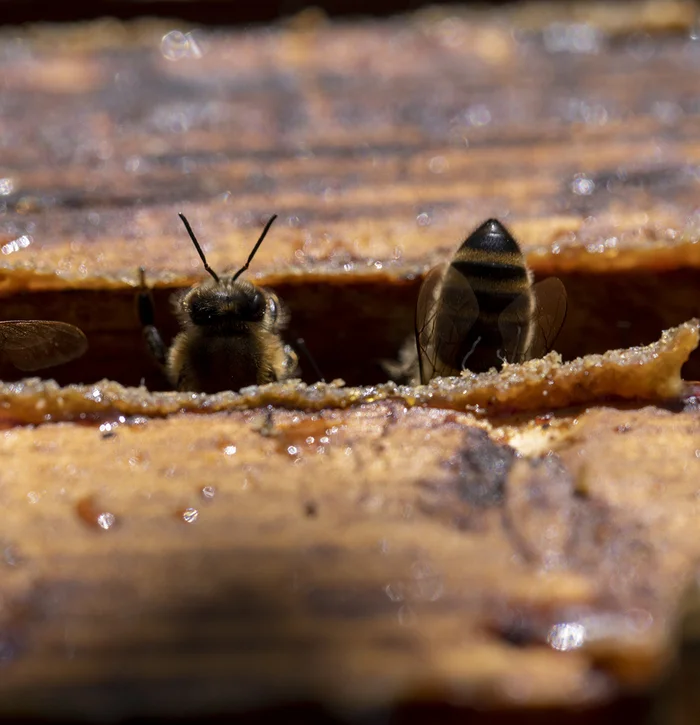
[
  {"xmin": 415, "ymin": 218, "xmax": 567, "ymax": 384},
  {"xmin": 0, "ymin": 320, "xmax": 87, "ymax": 371},
  {"xmin": 138, "ymin": 213, "xmax": 299, "ymax": 394}
]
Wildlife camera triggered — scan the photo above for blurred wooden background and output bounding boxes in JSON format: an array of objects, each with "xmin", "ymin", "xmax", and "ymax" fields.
[{"xmin": 1, "ymin": 0, "xmax": 699, "ymax": 388}]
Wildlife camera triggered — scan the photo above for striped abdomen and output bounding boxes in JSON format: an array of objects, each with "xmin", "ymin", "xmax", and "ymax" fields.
[
  {"xmin": 416, "ymin": 218, "xmax": 567, "ymax": 383},
  {"xmin": 432, "ymin": 219, "xmax": 533, "ymax": 375}
]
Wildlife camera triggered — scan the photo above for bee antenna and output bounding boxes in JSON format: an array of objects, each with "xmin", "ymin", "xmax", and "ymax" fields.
[
  {"xmin": 231, "ymin": 214, "xmax": 278, "ymax": 283},
  {"xmin": 296, "ymin": 337, "xmax": 325, "ymax": 383},
  {"xmin": 178, "ymin": 213, "xmax": 220, "ymax": 284}
]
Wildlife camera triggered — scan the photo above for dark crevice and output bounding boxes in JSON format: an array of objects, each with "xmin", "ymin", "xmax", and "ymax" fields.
[
  {"xmin": 0, "ymin": 697, "xmax": 659, "ymax": 725},
  {"xmin": 0, "ymin": 267, "xmax": 698, "ymax": 390}
]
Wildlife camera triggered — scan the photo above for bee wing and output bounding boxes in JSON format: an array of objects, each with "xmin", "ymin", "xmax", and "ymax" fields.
[
  {"xmin": 415, "ymin": 263, "xmax": 479, "ymax": 384},
  {"xmin": 498, "ymin": 277, "xmax": 567, "ymax": 363},
  {"xmin": 415, "ymin": 265, "xmax": 445, "ymax": 384},
  {"xmin": 0, "ymin": 321, "xmax": 88, "ymax": 371}
]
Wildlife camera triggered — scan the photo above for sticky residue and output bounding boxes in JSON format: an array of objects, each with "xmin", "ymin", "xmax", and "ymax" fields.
[
  {"xmin": 201, "ymin": 485, "xmax": 216, "ymax": 500},
  {"xmin": 1, "ymin": 235, "xmax": 32, "ymax": 255},
  {"xmin": 76, "ymin": 496, "xmax": 117, "ymax": 530},
  {"xmin": 181, "ymin": 507, "xmax": 199, "ymax": 524},
  {"xmin": 99, "ymin": 421, "xmax": 119, "ymax": 439},
  {"xmin": 547, "ymin": 622, "xmax": 586, "ymax": 651},
  {"xmin": 97, "ymin": 512, "xmax": 116, "ymax": 530},
  {"xmin": 160, "ymin": 30, "xmax": 206, "ymax": 61},
  {"xmin": 274, "ymin": 417, "xmax": 344, "ymax": 458}
]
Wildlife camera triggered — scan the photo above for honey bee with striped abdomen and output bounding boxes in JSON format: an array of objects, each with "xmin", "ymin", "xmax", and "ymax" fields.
[{"xmin": 415, "ymin": 218, "xmax": 567, "ymax": 384}]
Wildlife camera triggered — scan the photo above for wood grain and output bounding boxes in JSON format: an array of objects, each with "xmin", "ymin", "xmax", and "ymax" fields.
[
  {"xmin": 0, "ymin": 395, "xmax": 698, "ymax": 721},
  {"xmin": 0, "ymin": 323, "xmax": 694, "ymax": 721},
  {"xmin": 0, "ymin": 7, "xmax": 699, "ymax": 282},
  {"xmin": 1, "ymin": 6, "xmax": 700, "ymax": 386},
  {"xmin": 0, "ymin": 4, "xmax": 700, "ymax": 721}
]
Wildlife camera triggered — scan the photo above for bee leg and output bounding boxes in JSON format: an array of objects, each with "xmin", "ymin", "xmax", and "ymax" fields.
[
  {"xmin": 294, "ymin": 337, "xmax": 324, "ymax": 382},
  {"xmin": 137, "ymin": 267, "xmax": 168, "ymax": 368},
  {"xmin": 143, "ymin": 326, "xmax": 168, "ymax": 368},
  {"xmin": 283, "ymin": 343, "xmax": 301, "ymax": 379},
  {"xmin": 381, "ymin": 335, "xmax": 419, "ymax": 385}
]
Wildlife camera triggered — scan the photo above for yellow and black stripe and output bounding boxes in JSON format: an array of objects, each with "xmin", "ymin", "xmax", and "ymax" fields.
[{"xmin": 433, "ymin": 218, "xmax": 533, "ymax": 375}]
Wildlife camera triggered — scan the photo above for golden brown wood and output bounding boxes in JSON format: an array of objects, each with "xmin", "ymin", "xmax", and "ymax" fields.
[
  {"xmin": 0, "ymin": 3, "xmax": 699, "ymax": 721},
  {"xmin": 0, "ymin": 380, "xmax": 693, "ymax": 720},
  {"xmin": 0, "ymin": 319, "xmax": 694, "ymax": 423},
  {"xmin": 0, "ymin": 3, "xmax": 700, "ymax": 386},
  {"xmin": 0, "ymin": 324, "xmax": 694, "ymax": 721}
]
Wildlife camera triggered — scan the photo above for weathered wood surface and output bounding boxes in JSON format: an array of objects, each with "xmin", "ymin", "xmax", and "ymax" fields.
[
  {"xmin": 0, "ymin": 324, "xmax": 695, "ymax": 722},
  {"xmin": 0, "ymin": 320, "xmax": 695, "ymax": 423},
  {"xmin": 0, "ymin": 374, "xmax": 697, "ymax": 722},
  {"xmin": 0, "ymin": 3, "xmax": 700, "ymax": 722},
  {"xmin": 2, "ymin": 7, "xmax": 700, "ymax": 283},
  {"xmin": 0, "ymin": 4, "xmax": 700, "ymax": 387}
]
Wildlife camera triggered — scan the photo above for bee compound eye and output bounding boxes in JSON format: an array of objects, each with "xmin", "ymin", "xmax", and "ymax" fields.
[
  {"xmin": 189, "ymin": 296, "xmax": 213, "ymax": 325},
  {"xmin": 247, "ymin": 290, "xmax": 265, "ymax": 321},
  {"xmin": 267, "ymin": 295, "xmax": 278, "ymax": 322}
]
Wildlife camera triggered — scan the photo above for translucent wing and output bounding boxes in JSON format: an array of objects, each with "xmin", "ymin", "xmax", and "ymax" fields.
[
  {"xmin": 498, "ymin": 277, "xmax": 567, "ymax": 364},
  {"xmin": 0, "ymin": 321, "xmax": 88, "ymax": 371},
  {"xmin": 415, "ymin": 263, "xmax": 479, "ymax": 383},
  {"xmin": 415, "ymin": 266, "xmax": 445, "ymax": 384}
]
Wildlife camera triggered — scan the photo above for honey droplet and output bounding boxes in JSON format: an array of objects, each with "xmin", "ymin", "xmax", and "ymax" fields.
[{"xmin": 76, "ymin": 496, "xmax": 117, "ymax": 530}]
